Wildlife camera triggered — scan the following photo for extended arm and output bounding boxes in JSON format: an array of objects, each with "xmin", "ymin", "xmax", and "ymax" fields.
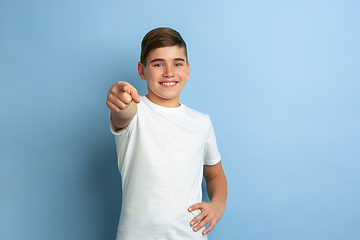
[
  {"xmin": 188, "ymin": 161, "xmax": 228, "ymax": 234},
  {"xmin": 106, "ymin": 81, "xmax": 140, "ymax": 130}
]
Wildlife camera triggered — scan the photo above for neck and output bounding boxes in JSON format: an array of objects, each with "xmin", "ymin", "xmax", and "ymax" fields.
[{"xmin": 146, "ymin": 93, "xmax": 181, "ymax": 108}]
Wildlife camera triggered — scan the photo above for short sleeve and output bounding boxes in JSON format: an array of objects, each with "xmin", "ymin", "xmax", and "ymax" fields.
[
  {"xmin": 203, "ymin": 118, "xmax": 221, "ymax": 165},
  {"xmin": 109, "ymin": 111, "xmax": 138, "ymax": 136}
]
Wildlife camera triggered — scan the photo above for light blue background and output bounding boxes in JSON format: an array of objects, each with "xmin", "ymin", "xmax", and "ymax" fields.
[{"xmin": 1, "ymin": 1, "xmax": 359, "ymax": 239}]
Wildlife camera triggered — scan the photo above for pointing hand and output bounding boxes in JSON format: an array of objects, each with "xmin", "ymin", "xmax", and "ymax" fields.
[{"xmin": 106, "ymin": 81, "xmax": 140, "ymax": 113}]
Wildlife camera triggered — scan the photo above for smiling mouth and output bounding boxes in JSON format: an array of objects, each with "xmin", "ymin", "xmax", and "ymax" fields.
[{"xmin": 160, "ymin": 82, "xmax": 177, "ymax": 86}]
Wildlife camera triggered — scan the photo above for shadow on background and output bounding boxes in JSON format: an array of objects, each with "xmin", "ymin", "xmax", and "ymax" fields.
[
  {"xmin": 83, "ymin": 66, "xmax": 148, "ymax": 239},
  {"xmin": 87, "ymin": 137, "xmax": 122, "ymax": 239}
]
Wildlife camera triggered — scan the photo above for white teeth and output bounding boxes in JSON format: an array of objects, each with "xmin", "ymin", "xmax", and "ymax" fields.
[{"xmin": 161, "ymin": 82, "xmax": 176, "ymax": 86}]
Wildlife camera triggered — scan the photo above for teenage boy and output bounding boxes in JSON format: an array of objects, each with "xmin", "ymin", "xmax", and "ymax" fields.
[{"xmin": 106, "ymin": 27, "xmax": 227, "ymax": 240}]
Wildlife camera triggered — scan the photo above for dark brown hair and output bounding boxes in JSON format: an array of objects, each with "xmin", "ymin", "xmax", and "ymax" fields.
[{"xmin": 140, "ymin": 27, "xmax": 188, "ymax": 66}]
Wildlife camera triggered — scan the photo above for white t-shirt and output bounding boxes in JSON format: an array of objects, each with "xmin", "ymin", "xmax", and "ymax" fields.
[{"xmin": 111, "ymin": 96, "xmax": 221, "ymax": 240}]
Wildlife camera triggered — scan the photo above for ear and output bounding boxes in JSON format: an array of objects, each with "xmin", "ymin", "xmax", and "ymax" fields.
[
  {"xmin": 138, "ymin": 62, "xmax": 146, "ymax": 81},
  {"xmin": 186, "ymin": 62, "xmax": 190, "ymax": 81}
]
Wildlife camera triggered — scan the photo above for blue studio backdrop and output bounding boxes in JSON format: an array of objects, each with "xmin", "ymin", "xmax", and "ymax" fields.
[{"xmin": 1, "ymin": 1, "xmax": 359, "ymax": 240}]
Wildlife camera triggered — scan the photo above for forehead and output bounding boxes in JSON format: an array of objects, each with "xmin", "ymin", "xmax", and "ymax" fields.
[{"xmin": 147, "ymin": 46, "xmax": 186, "ymax": 61}]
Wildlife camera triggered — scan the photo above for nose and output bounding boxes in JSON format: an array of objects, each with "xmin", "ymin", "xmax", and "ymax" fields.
[{"xmin": 163, "ymin": 65, "xmax": 174, "ymax": 78}]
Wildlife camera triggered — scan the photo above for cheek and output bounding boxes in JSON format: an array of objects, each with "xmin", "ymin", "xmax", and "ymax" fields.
[
  {"xmin": 181, "ymin": 71, "xmax": 189, "ymax": 80},
  {"xmin": 147, "ymin": 69, "xmax": 160, "ymax": 78}
]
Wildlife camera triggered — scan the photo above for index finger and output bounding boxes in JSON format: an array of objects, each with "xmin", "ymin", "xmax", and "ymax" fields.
[
  {"xmin": 120, "ymin": 83, "xmax": 131, "ymax": 94},
  {"xmin": 188, "ymin": 202, "xmax": 203, "ymax": 212}
]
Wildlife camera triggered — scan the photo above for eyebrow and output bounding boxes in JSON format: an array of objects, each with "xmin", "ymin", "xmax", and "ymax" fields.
[{"xmin": 150, "ymin": 58, "xmax": 186, "ymax": 63}]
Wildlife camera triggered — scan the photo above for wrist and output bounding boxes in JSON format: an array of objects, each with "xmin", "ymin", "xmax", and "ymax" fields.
[
  {"xmin": 112, "ymin": 101, "xmax": 134, "ymax": 117},
  {"xmin": 210, "ymin": 199, "xmax": 226, "ymax": 211}
]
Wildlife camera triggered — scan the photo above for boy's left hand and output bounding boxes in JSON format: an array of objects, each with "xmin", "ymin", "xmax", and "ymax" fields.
[{"xmin": 188, "ymin": 201, "xmax": 225, "ymax": 235}]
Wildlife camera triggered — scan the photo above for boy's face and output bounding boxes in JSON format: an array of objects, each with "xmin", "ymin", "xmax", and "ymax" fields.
[{"xmin": 138, "ymin": 45, "xmax": 190, "ymax": 108}]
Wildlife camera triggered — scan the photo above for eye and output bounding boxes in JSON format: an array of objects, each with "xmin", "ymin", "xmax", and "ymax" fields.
[
  {"xmin": 175, "ymin": 63, "xmax": 183, "ymax": 67},
  {"xmin": 154, "ymin": 63, "xmax": 163, "ymax": 67}
]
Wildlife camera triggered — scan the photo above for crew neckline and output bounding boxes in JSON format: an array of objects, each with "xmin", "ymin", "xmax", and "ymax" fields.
[{"xmin": 141, "ymin": 95, "xmax": 185, "ymax": 113}]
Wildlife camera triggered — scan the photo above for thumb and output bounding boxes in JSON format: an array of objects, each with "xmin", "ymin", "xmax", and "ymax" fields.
[{"xmin": 129, "ymin": 86, "xmax": 140, "ymax": 103}]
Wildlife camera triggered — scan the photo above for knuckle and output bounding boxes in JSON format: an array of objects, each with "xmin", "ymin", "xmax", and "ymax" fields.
[
  {"xmin": 106, "ymin": 101, "xmax": 111, "ymax": 109},
  {"xmin": 110, "ymin": 88, "xmax": 117, "ymax": 95},
  {"xmin": 110, "ymin": 94, "xmax": 119, "ymax": 102},
  {"xmin": 106, "ymin": 101, "xmax": 113, "ymax": 108}
]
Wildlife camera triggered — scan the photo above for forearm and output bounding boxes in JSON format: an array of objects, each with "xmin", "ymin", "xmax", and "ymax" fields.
[
  {"xmin": 206, "ymin": 170, "xmax": 227, "ymax": 209},
  {"xmin": 190, "ymin": 163, "xmax": 227, "ymax": 234},
  {"xmin": 111, "ymin": 101, "xmax": 137, "ymax": 130}
]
